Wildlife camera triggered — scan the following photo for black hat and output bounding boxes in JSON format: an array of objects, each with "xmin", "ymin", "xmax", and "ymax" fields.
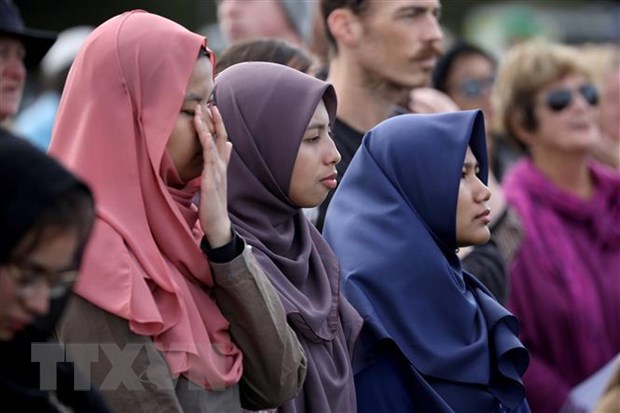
[{"xmin": 0, "ymin": 0, "xmax": 56, "ymax": 68}]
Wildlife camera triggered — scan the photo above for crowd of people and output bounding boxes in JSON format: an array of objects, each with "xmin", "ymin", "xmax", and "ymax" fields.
[{"xmin": 1, "ymin": 0, "xmax": 619, "ymax": 412}]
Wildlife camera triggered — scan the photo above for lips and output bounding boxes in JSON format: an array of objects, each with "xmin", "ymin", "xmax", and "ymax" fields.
[
  {"xmin": 9, "ymin": 317, "xmax": 29, "ymax": 333},
  {"xmin": 1, "ymin": 88, "xmax": 21, "ymax": 100},
  {"xmin": 321, "ymin": 173, "xmax": 338, "ymax": 190},
  {"xmin": 475, "ymin": 208, "xmax": 491, "ymax": 223},
  {"xmin": 226, "ymin": 25, "xmax": 246, "ymax": 42},
  {"xmin": 2, "ymin": 83, "xmax": 23, "ymax": 94},
  {"xmin": 419, "ymin": 58, "xmax": 437, "ymax": 70},
  {"xmin": 569, "ymin": 121, "xmax": 594, "ymax": 130}
]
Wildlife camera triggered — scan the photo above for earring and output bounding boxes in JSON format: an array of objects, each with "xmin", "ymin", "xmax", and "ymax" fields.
[{"xmin": 455, "ymin": 248, "xmax": 460, "ymax": 254}]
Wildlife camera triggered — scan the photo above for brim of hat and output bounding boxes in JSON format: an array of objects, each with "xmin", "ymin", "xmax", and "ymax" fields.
[{"xmin": 0, "ymin": 27, "xmax": 56, "ymax": 69}]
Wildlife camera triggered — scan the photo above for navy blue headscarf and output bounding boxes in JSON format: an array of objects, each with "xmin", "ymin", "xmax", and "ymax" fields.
[{"xmin": 324, "ymin": 110, "xmax": 529, "ymax": 411}]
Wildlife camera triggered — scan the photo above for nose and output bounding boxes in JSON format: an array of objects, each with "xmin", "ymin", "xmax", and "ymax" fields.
[
  {"xmin": 3, "ymin": 53, "xmax": 26, "ymax": 82},
  {"xmin": 475, "ymin": 176, "xmax": 492, "ymax": 203},
  {"xmin": 326, "ymin": 136, "xmax": 341, "ymax": 165},
  {"xmin": 22, "ymin": 284, "xmax": 51, "ymax": 316},
  {"xmin": 422, "ymin": 14, "xmax": 444, "ymax": 43},
  {"xmin": 573, "ymin": 89, "xmax": 594, "ymax": 112}
]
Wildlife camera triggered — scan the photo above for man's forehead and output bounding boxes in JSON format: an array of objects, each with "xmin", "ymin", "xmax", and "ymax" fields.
[
  {"xmin": 0, "ymin": 35, "xmax": 24, "ymax": 46},
  {"xmin": 365, "ymin": 0, "xmax": 440, "ymax": 12}
]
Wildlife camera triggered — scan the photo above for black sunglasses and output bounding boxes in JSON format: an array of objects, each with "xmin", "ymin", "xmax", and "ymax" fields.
[{"xmin": 544, "ymin": 83, "xmax": 599, "ymax": 112}]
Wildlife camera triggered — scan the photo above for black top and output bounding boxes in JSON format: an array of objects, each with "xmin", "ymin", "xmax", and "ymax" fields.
[{"xmin": 317, "ymin": 118, "xmax": 365, "ymax": 231}]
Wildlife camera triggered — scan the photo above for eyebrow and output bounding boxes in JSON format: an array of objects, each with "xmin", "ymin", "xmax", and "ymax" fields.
[
  {"xmin": 305, "ymin": 122, "xmax": 327, "ymax": 131},
  {"xmin": 19, "ymin": 259, "xmax": 75, "ymax": 275},
  {"xmin": 395, "ymin": 5, "xmax": 442, "ymax": 16}
]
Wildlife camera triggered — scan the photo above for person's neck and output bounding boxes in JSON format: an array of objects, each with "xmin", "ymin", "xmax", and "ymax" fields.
[
  {"xmin": 531, "ymin": 146, "xmax": 594, "ymax": 199},
  {"xmin": 591, "ymin": 133, "xmax": 620, "ymax": 170},
  {"xmin": 327, "ymin": 55, "xmax": 407, "ymax": 133}
]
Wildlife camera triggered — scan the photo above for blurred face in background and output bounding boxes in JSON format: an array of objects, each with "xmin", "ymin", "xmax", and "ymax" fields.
[
  {"xmin": 600, "ymin": 66, "xmax": 620, "ymax": 142},
  {"xmin": 446, "ymin": 52, "xmax": 495, "ymax": 125},
  {"xmin": 0, "ymin": 227, "xmax": 79, "ymax": 341},
  {"xmin": 527, "ymin": 73, "xmax": 600, "ymax": 155},
  {"xmin": 0, "ymin": 36, "xmax": 26, "ymax": 121},
  {"xmin": 218, "ymin": 0, "xmax": 301, "ymax": 45},
  {"xmin": 352, "ymin": 0, "xmax": 443, "ymax": 91}
]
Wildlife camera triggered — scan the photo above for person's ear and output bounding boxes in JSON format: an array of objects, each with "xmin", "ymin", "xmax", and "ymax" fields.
[
  {"xmin": 326, "ymin": 8, "xmax": 364, "ymax": 48},
  {"xmin": 510, "ymin": 111, "xmax": 536, "ymax": 147}
]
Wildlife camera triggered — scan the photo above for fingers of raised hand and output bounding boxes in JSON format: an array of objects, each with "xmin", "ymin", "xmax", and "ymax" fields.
[
  {"xmin": 194, "ymin": 104, "xmax": 211, "ymax": 149},
  {"xmin": 210, "ymin": 106, "xmax": 229, "ymax": 155}
]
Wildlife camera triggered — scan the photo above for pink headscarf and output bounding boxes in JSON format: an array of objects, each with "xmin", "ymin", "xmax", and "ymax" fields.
[{"xmin": 48, "ymin": 10, "xmax": 242, "ymax": 389}]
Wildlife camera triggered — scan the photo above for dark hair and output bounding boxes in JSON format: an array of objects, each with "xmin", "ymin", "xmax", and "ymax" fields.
[
  {"xmin": 321, "ymin": 0, "xmax": 371, "ymax": 53},
  {"xmin": 215, "ymin": 38, "xmax": 316, "ymax": 76},
  {"xmin": 11, "ymin": 185, "xmax": 95, "ymax": 266},
  {"xmin": 431, "ymin": 40, "xmax": 497, "ymax": 93}
]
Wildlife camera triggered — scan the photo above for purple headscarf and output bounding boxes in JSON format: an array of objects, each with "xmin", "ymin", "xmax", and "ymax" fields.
[{"xmin": 215, "ymin": 62, "xmax": 361, "ymax": 412}]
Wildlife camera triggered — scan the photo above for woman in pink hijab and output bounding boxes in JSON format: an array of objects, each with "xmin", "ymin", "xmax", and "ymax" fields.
[{"xmin": 48, "ymin": 11, "xmax": 305, "ymax": 412}]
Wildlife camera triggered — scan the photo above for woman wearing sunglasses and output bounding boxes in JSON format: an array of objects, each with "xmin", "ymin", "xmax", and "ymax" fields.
[
  {"xmin": 0, "ymin": 135, "xmax": 109, "ymax": 410},
  {"xmin": 432, "ymin": 40, "xmax": 524, "ymax": 181},
  {"xmin": 493, "ymin": 40, "xmax": 620, "ymax": 413}
]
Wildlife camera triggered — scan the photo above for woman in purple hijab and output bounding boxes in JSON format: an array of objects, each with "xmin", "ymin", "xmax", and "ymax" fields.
[
  {"xmin": 324, "ymin": 110, "xmax": 530, "ymax": 412},
  {"xmin": 214, "ymin": 62, "xmax": 362, "ymax": 412}
]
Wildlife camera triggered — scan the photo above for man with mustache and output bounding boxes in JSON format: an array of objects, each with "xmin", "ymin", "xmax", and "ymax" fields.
[{"xmin": 316, "ymin": 0, "xmax": 443, "ymax": 230}]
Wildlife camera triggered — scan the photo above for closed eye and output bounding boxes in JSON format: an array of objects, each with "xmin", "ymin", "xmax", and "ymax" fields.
[
  {"xmin": 461, "ymin": 167, "xmax": 478, "ymax": 179},
  {"xmin": 398, "ymin": 6, "xmax": 441, "ymax": 20}
]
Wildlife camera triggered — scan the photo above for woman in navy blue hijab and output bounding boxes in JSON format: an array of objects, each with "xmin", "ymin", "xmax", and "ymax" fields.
[{"xmin": 323, "ymin": 110, "xmax": 530, "ymax": 412}]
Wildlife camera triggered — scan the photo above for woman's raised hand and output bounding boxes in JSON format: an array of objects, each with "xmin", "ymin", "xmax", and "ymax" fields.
[{"xmin": 195, "ymin": 104, "xmax": 233, "ymax": 248}]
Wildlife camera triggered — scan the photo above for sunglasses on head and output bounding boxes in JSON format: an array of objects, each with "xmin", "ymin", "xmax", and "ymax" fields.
[
  {"xmin": 544, "ymin": 83, "xmax": 599, "ymax": 112},
  {"xmin": 457, "ymin": 76, "xmax": 495, "ymax": 98}
]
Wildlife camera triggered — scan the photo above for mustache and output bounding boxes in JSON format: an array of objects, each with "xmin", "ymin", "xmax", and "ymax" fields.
[{"xmin": 418, "ymin": 41, "xmax": 444, "ymax": 59}]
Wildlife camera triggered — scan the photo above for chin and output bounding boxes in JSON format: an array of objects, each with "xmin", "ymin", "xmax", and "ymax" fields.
[
  {"xmin": 295, "ymin": 190, "xmax": 329, "ymax": 209},
  {"xmin": 0, "ymin": 329, "xmax": 14, "ymax": 341},
  {"xmin": 299, "ymin": 198, "xmax": 323, "ymax": 209},
  {"xmin": 0, "ymin": 107, "xmax": 18, "ymax": 120},
  {"xmin": 476, "ymin": 232, "xmax": 492, "ymax": 245},
  {"xmin": 457, "ymin": 230, "xmax": 491, "ymax": 247}
]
